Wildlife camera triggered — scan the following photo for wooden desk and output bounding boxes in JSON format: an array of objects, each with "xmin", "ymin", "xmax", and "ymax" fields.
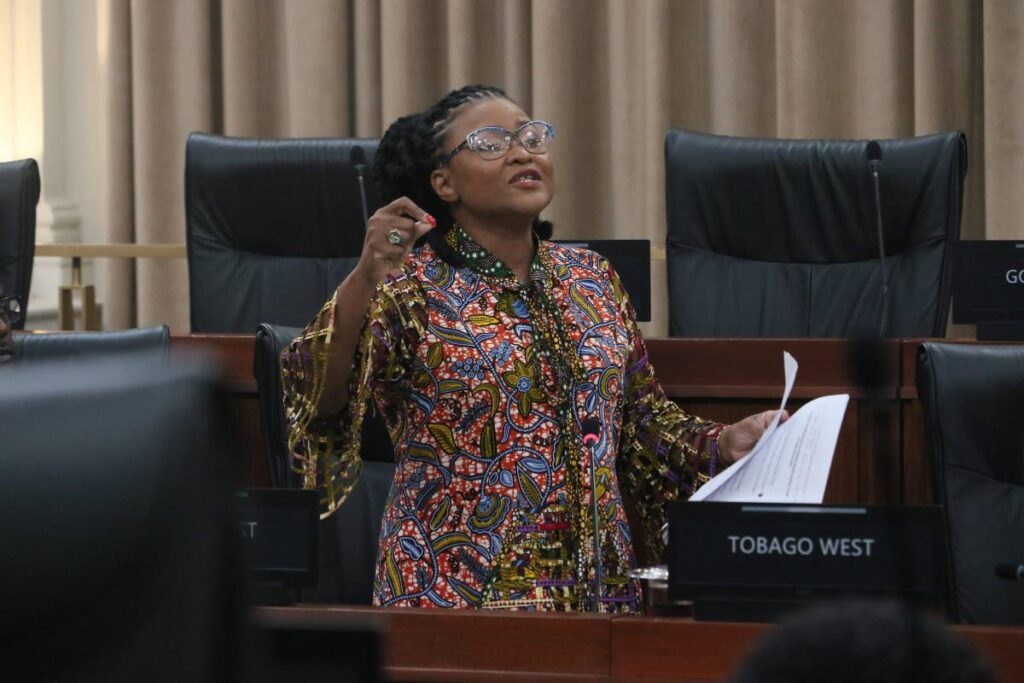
[
  {"xmin": 172, "ymin": 334, "xmax": 265, "ymax": 484},
  {"xmin": 253, "ymin": 605, "xmax": 1024, "ymax": 683},
  {"xmin": 610, "ymin": 616, "xmax": 1024, "ymax": 683},
  {"xmin": 174, "ymin": 335, "xmax": 1023, "ymax": 505},
  {"xmin": 646, "ymin": 338, "xmax": 902, "ymax": 505},
  {"xmin": 255, "ymin": 605, "xmax": 612, "ymax": 682},
  {"xmin": 173, "ymin": 335, "xmax": 915, "ymax": 504},
  {"xmin": 183, "ymin": 334, "xmax": 1021, "ymax": 680}
]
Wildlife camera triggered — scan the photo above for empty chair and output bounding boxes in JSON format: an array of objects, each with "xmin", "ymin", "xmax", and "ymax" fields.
[
  {"xmin": 0, "ymin": 158, "xmax": 40, "ymax": 329},
  {"xmin": 254, "ymin": 323, "xmax": 393, "ymax": 605},
  {"xmin": 254, "ymin": 324, "xmax": 309, "ymax": 488},
  {"xmin": 253, "ymin": 322, "xmax": 394, "ymax": 473},
  {"xmin": 916, "ymin": 342, "xmax": 1024, "ymax": 624},
  {"xmin": 665, "ymin": 130, "xmax": 966, "ymax": 337},
  {"xmin": 185, "ymin": 133, "xmax": 380, "ymax": 333}
]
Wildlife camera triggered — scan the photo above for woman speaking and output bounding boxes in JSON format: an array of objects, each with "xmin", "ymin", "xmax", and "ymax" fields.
[{"xmin": 282, "ymin": 84, "xmax": 781, "ymax": 612}]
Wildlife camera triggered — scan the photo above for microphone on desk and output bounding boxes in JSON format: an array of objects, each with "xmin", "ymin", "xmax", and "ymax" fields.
[
  {"xmin": 847, "ymin": 143, "xmax": 894, "ymax": 412},
  {"xmin": 581, "ymin": 416, "xmax": 604, "ymax": 613},
  {"xmin": 866, "ymin": 140, "xmax": 889, "ymax": 337},
  {"xmin": 995, "ymin": 563, "xmax": 1024, "ymax": 582},
  {"xmin": 350, "ymin": 146, "xmax": 370, "ymax": 231}
]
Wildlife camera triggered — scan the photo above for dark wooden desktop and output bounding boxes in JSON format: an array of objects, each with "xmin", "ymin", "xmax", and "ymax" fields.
[
  {"xmin": 174, "ymin": 335, "xmax": 1023, "ymax": 682},
  {"xmin": 253, "ymin": 604, "xmax": 1024, "ymax": 683}
]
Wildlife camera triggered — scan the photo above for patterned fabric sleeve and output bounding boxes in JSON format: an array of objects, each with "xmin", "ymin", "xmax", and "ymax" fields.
[
  {"xmin": 281, "ymin": 271, "xmax": 426, "ymax": 518},
  {"xmin": 608, "ymin": 263, "xmax": 725, "ymax": 563}
]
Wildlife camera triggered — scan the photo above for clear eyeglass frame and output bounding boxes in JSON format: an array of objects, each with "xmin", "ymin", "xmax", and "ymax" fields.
[{"xmin": 439, "ymin": 120, "xmax": 555, "ymax": 166}]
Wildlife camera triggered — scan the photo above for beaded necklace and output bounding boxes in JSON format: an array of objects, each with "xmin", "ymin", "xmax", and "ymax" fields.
[{"xmin": 445, "ymin": 224, "xmax": 603, "ymax": 611}]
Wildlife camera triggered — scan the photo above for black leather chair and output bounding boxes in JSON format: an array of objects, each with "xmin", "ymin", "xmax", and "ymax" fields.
[
  {"xmin": 185, "ymin": 132, "xmax": 380, "ymax": 333},
  {"xmin": 254, "ymin": 323, "xmax": 393, "ymax": 605},
  {"xmin": 13, "ymin": 324, "xmax": 170, "ymax": 362},
  {"xmin": 0, "ymin": 353, "xmax": 243, "ymax": 680},
  {"xmin": 0, "ymin": 159, "xmax": 40, "ymax": 329},
  {"xmin": 665, "ymin": 130, "xmax": 967, "ymax": 337},
  {"xmin": 916, "ymin": 342, "xmax": 1024, "ymax": 625},
  {"xmin": 254, "ymin": 324, "xmax": 310, "ymax": 488}
]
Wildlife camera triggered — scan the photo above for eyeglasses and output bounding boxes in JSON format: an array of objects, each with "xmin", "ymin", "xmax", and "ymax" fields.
[
  {"xmin": 439, "ymin": 120, "xmax": 555, "ymax": 166},
  {"xmin": 0, "ymin": 295, "xmax": 22, "ymax": 324}
]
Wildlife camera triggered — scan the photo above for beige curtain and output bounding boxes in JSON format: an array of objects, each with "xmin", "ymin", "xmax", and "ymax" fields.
[{"xmin": 104, "ymin": 0, "xmax": 1024, "ymax": 334}]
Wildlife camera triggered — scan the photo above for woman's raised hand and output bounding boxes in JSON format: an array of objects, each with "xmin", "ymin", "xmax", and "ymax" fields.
[{"xmin": 354, "ymin": 197, "xmax": 436, "ymax": 286}]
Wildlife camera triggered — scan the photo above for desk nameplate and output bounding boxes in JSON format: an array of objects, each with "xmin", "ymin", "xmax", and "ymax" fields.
[{"xmin": 668, "ymin": 502, "xmax": 946, "ymax": 621}]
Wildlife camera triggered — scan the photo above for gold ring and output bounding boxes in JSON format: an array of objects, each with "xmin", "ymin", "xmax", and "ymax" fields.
[{"xmin": 387, "ymin": 228, "xmax": 403, "ymax": 246}]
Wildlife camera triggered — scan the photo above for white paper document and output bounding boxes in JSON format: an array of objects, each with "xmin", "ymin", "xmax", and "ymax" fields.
[{"xmin": 689, "ymin": 352, "xmax": 849, "ymax": 504}]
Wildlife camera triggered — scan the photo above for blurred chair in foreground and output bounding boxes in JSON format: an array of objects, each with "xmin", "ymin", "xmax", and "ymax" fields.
[
  {"xmin": 730, "ymin": 600, "xmax": 996, "ymax": 683},
  {"xmin": 13, "ymin": 324, "xmax": 170, "ymax": 363},
  {"xmin": 917, "ymin": 342, "xmax": 1024, "ymax": 625},
  {"xmin": 665, "ymin": 130, "xmax": 966, "ymax": 337},
  {"xmin": 185, "ymin": 133, "xmax": 380, "ymax": 333},
  {"xmin": 0, "ymin": 353, "xmax": 242, "ymax": 681},
  {"xmin": 254, "ymin": 322, "xmax": 393, "ymax": 605},
  {"xmin": 0, "ymin": 158, "xmax": 40, "ymax": 329}
]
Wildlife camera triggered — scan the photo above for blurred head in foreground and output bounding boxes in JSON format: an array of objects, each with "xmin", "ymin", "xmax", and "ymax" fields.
[{"xmin": 730, "ymin": 600, "xmax": 997, "ymax": 683}]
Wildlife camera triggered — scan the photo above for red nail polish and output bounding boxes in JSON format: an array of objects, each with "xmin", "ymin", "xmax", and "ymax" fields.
[{"xmin": 424, "ymin": 214, "xmax": 436, "ymax": 227}]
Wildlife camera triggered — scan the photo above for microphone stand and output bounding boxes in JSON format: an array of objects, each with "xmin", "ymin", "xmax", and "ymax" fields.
[
  {"xmin": 867, "ymin": 147, "xmax": 889, "ymax": 337},
  {"xmin": 350, "ymin": 145, "xmax": 370, "ymax": 231},
  {"xmin": 354, "ymin": 163, "xmax": 370, "ymax": 231},
  {"xmin": 582, "ymin": 421, "xmax": 603, "ymax": 613}
]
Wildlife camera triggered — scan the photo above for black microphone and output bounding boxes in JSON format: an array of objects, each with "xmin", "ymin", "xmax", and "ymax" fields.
[
  {"xmin": 581, "ymin": 416, "xmax": 603, "ymax": 612},
  {"xmin": 866, "ymin": 140, "xmax": 882, "ymax": 165},
  {"xmin": 866, "ymin": 140, "xmax": 889, "ymax": 337},
  {"xmin": 995, "ymin": 563, "xmax": 1024, "ymax": 581},
  {"xmin": 350, "ymin": 146, "xmax": 370, "ymax": 231}
]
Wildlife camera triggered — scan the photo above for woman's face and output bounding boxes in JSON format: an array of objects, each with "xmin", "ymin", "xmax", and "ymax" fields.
[{"xmin": 431, "ymin": 97, "xmax": 555, "ymax": 226}]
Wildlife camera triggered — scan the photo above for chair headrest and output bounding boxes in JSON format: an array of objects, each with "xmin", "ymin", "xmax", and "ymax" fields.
[
  {"xmin": 185, "ymin": 133, "xmax": 380, "ymax": 258},
  {"xmin": 664, "ymin": 129, "xmax": 967, "ymax": 262}
]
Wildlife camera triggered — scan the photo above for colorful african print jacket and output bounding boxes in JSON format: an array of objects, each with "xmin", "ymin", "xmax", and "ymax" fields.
[{"xmin": 282, "ymin": 230, "xmax": 723, "ymax": 612}]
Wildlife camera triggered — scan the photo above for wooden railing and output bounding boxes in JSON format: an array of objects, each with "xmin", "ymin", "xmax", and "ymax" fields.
[{"xmin": 34, "ymin": 243, "xmax": 187, "ymax": 329}]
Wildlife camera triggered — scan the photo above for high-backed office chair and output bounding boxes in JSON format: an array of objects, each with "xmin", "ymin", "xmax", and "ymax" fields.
[
  {"xmin": 0, "ymin": 158, "xmax": 40, "ymax": 329},
  {"xmin": 665, "ymin": 130, "xmax": 967, "ymax": 337},
  {"xmin": 185, "ymin": 132, "xmax": 381, "ymax": 333},
  {"xmin": 13, "ymin": 324, "xmax": 170, "ymax": 362},
  {"xmin": 0, "ymin": 353, "xmax": 243, "ymax": 680},
  {"xmin": 916, "ymin": 342, "xmax": 1024, "ymax": 625},
  {"xmin": 254, "ymin": 323, "xmax": 393, "ymax": 605}
]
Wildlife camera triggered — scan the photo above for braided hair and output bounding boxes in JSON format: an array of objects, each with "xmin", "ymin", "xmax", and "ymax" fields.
[{"xmin": 372, "ymin": 84, "xmax": 554, "ymax": 265}]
